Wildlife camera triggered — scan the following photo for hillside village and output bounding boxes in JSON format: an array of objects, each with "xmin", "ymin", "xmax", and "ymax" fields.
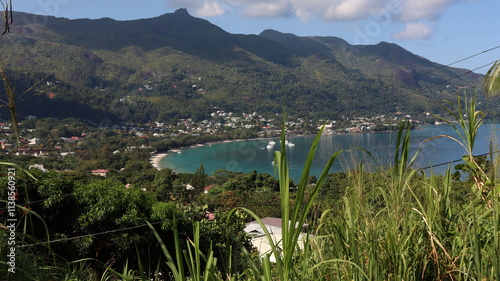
[
  {"xmin": 0, "ymin": 111, "xmax": 429, "ymax": 149},
  {"xmin": 1, "ymin": 7, "xmax": 498, "ymax": 281},
  {"xmin": 0, "ymin": 110, "xmax": 426, "ymax": 162},
  {"xmin": 0, "ymin": 108, "xmax": 431, "ymax": 179}
]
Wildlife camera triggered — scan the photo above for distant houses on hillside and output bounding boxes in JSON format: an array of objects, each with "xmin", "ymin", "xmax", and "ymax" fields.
[
  {"xmin": 14, "ymin": 149, "xmax": 52, "ymax": 157},
  {"xmin": 91, "ymin": 169, "xmax": 109, "ymax": 177}
]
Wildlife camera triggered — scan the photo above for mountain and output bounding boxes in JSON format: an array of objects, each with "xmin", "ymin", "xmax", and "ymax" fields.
[
  {"xmin": 0, "ymin": 9, "xmax": 487, "ymax": 123},
  {"xmin": 259, "ymin": 29, "xmax": 461, "ymax": 88}
]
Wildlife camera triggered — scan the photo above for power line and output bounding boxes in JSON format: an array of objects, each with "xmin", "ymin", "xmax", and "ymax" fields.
[
  {"xmin": 416, "ymin": 152, "xmax": 491, "ymax": 171},
  {"xmin": 9, "ymin": 148, "xmax": 500, "ymax": 247},
  {"xmin": 3, "ymin": 46, "xmax": 499, "ymax": 210},
  {"xmin": 4, "ymin": 119, "xmax": 496, "ymax": 211},
  {"xmin": 15, "ymin": 145, "xmax": 498, "ymax": 248},
  {"xmin": 4, "ymin": 139, "xmax": 497, "ymax": 216},
  {"xmin": 161, "ymin": 55, "xmax": 500, "ymax": 173},
  {"xmin": 19, "ymin": 213, "xmax": 199, "ymax": 247},
  {"xmin": 402, "ymin": 61, "xmax": 496, "ymax": 99},
  {"xmin": 19, "ymin": 198, "xmax": 282, "ymax": 247},
  {"xmin": 3, "ymin": 42, "xmax": 499, "ymax": 253},
  {"xmin": 379, "ymin": 44, "xmax": 500, "ymax": 92}
]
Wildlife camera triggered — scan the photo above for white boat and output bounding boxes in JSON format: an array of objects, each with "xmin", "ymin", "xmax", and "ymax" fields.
[
  {"xmin": 287, "ymin": 142, "xmax": 295, "ymax": 147},
  {"xmin": 266, "ymin": 144, "xmax": 273, "ymax": 149},
  {"xmin": 268, "ymin": 140, "xmax": 276, "ymax": 145}
]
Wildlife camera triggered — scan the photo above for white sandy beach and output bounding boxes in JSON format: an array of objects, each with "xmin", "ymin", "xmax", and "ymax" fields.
[
  {"xmin": 149, "ymin": 152, "xmax": 172, "ymax": 170},
  {"xmin": 148, "ymin": 138, "xmax": 261, "ymax": 170},
  {"xmin": 148, "ymin": 134, "xmax": 310, "ymax": 171}
]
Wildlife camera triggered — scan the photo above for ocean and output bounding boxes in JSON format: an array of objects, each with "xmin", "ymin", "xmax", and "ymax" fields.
[{"xmin": 159, "ymin": 124, "xmax": 500, "ymax": 181}]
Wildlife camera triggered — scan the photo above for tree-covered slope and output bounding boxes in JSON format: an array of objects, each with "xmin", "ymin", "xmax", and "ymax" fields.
[{"xmin": 0, "ymin": 9, "xmax": 487, "ymax": 123}]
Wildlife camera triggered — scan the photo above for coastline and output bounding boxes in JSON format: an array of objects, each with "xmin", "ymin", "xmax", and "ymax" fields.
[
  {"xmin": 149, "ymin": 152, "xmax": 171, "ymax": 170},
  {"xmin": 148, "ymin": 125, "xmax": 432, "ymax": 170},
  {"xmin": 149, "ymin": 137, "xmax": 267, "ymax": 170}
]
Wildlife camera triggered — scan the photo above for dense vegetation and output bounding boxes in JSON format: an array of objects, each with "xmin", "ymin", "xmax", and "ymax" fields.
[
  {"xmin": 0, "ymin": 10, "xmax": 494, "ymax": 125},
  {"xmin": 0, "ymin": 94, "xmax": 499, "ymax": 280},
  {"xmin": 0, "ymin": 7, "xmax": 498, "ymax": 281}
]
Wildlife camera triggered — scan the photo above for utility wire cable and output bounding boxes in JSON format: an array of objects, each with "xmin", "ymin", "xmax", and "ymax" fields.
[
  {"xmin": 402, "ymin": 61, "xmax": 496, "ymax": 99},
  {"xmin": 18, "ymin": 197, "xmax": 282, "ymax": 247},
  {"xmin": 4, "ymin": 119, "xmax": 499, "ymax": 210},
  {"xmin": 18, "ymin": 212, "xmax": 203, "ymax": 247},
  {"xmin": 5, "ymin": 55, "xmax": 498, "ymax": 178},
  {"xmin": 3, "ymin": 48, "xmax": 500, "ymax": 213},
  {"xmin": 380, "ymin": 44, "xmax": 500, "ymax": 92},
  {"xmin": 161, "ymin": 59, "xmax": 500, "ymax": 173}
]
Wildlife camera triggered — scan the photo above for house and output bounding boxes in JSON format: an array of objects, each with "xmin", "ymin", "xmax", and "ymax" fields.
[
  {"xmin": 14, "ymin": 149, "xmax": 51, "ymax": 157},
  {"xmin": 204, "ymin": 184, "xmax": 215, "ymax": 194},
  {"xmin": 244, "ymin": 217, "xmax": 308, "ymax": 262},
  {"xmin": 0, "ymin": 140, "xmax": 12, "ymax": 150},
  {"xmin": 29, "ymin": 164, "xmax": 49, "ymax": 173},
  {"xmin": 91, "ymin": 169, "xmax": 109, "ymax": 177},
  {"xmin": 28, "ymin": 138, "xmax": 41, "ymax": 145}
]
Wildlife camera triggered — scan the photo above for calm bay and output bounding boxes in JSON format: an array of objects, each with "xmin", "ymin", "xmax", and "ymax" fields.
[{"xmin": 159, "ymin": 124, "xmax": 500, "ymax": 181}]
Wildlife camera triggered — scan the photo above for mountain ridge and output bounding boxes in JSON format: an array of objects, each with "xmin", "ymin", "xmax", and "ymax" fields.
[{"xmin": 0, "ymin": 9, "xmax": 487, "ymax": 123}]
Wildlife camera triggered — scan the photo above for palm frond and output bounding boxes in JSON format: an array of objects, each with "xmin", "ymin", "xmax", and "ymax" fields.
[{"xmin": 483, "ymin": 60, "xmax": 500, "ymax": 98}]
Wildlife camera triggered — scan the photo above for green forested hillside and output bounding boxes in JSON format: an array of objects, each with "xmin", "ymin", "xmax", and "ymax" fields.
[
  {"xmin": 0, "ymin": 10, "xmax": 499, "ymax": 281},
  {"xmin": 0, "ymin": 9, "xmax": 488, "ymax": 123}
]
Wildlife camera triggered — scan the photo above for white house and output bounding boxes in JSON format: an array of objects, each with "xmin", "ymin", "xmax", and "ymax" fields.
[
  {"xmin": 244, "ymin": 217, "xmax": 308, "ymax": 262},
  {"xmin": 28, "ymin": 138, "xmax": 41, "ymax": 145},
  {"xmin": 29, "ymin": 164, "xmax": 48, "ymax": 173}
]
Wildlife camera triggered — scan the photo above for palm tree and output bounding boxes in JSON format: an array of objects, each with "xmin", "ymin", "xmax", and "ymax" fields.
[{"xmin": 483, "ymin": 60, "xmax": 500, "ymax": 98}]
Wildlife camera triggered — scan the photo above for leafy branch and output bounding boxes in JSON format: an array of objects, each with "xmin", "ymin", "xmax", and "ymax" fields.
[
  {"xmin": 0, "ymin": 61, "xmax": 50, "ymax": 149},
  {"xmin": 483, "ymin": 60, "xmax": 500, "ymax": 98}
]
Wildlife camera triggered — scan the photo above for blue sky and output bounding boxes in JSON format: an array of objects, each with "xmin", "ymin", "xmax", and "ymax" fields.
[{"xmin": 14, "ymin": 0, "xmax": 500, "ymax": 74}]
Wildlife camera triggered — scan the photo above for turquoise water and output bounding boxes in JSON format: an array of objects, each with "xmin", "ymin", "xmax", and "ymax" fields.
[{"xmin": 159, "ymin": 124, "xmax": 500, "ymax": 181}]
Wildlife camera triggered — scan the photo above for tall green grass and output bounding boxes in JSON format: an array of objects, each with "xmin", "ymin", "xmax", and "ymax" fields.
[
  {"xmin": 90, "ymin": 99, "xmax": 500, "ymax": 280},
  {"xmin": 2, "ymin": 94, "xmax": 499, "ymax": 280}
]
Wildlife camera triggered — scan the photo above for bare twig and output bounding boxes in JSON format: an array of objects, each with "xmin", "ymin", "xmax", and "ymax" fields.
[{"xmin": 1, "ymin": 0, "xmax": 12, "ymax": 35}]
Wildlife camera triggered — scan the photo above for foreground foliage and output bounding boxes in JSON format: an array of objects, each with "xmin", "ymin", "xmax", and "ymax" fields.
[{"xmin": 1, "ymin": 94, "xmax": 499, "ymax": 280}]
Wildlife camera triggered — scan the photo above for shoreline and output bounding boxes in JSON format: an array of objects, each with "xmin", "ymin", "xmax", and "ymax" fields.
[
  {"xmin": 148, "ymin": 125, "xmax": 434, "ymax": 170},
  {"xmin": 149, "ymin": 152, "xmax": 171, "ymax": 170},
  {"xmin": 148, "ymin": 132, "xmax": 350, "ymax": 170},
  {"xmin": 149, "ymin": 137, "xmax": 269, "ymax": 170}
]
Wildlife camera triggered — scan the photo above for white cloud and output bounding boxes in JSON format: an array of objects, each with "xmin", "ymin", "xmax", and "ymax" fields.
[
  {"xmin": 242, "ymin": 0, "xmax": 293, "ymax": 18},
  {"xmin": 167, "ymin": 0, "xmax": 202, "ymax": 10},
  {"xmin": 393, "ymin": 22, "xmax": 433, "ymax": 40},
  {"xmin": 164, "ymin": 0, "xmax": 464, "ymax": 25},
  {"xmin": 398, "ymin": 0, "xmax": 457, "ymax": 22},
  {"xmin": 249, "ymin": 0, "xmax": 388, "ymax": 21},
  {"xmin": 222, "ymin": 0, "xmax": 459, "ymax": 22},
  {"xmin": 322, "ymin": 0, "xmax": 385, "ymax": 21},
  {"xmin": 195, "ymin": 0, "xmax": 225, "ymax": 17}
]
